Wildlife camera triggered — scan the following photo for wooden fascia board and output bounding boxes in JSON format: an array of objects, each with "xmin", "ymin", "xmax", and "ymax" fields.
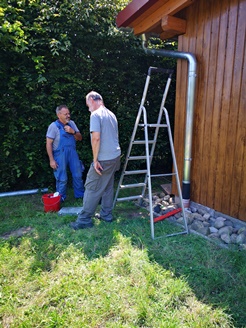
[
  {"xmin": 133, "ymin": 0, "xmax": 194, "ymax": 35},
  {"xmin": 116, "ymin": 0, "xmax": 162, "ymax": 28},
  {"xmin": 160, "ymin": 31, "xmax": 179, "ymax": 39},
  {"xmin": 159, "ymin": 15, "xmax": 187, "ymax": 39},
  {"xmin": 120, "ymin": 0, "xmax": 170, "ymax": 28}
]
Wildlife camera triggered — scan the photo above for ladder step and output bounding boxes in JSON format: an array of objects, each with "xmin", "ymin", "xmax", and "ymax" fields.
[
  {"xmin": 116, "ymin": 195, "xmax": 143, "ymax": 202},
  {"xmin": 124, "ymin": 170, "xmax": 148, "ymax": 175},
  {"xmin": 112, "ymin": 69, "xmax": 181, "ymax": 239},
  {"xmin": 120, "ymin": 183, "xmax": 146, "ymax": 189},
  {"xmin": 128, "ymin": 156, "xmax": 151, "ymax": 160},
  {"xmin": 132, "ymin": 140, "xmax": 155, "ymax": 144},
  {"xmin": 151, "ymin": 173, "xmax": 177, "ymax": 178},
  {"xmin": 138, "ymin": 124, "xmax": 168, "ymax": 128}
]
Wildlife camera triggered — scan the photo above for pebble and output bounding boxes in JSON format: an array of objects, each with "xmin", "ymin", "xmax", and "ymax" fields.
[{"xmin": 146, "ymin": 193, "xmax": 246, "ymax": 250}]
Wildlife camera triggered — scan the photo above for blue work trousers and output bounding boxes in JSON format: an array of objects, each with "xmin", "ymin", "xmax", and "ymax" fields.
[{"xmin": 54, "ymin": 145, "xmax": 84, "ymax": 200}]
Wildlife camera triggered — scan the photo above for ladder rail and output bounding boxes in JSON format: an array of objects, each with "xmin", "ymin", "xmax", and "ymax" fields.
[
  {"xmin": 142, "ymin": 106, "xmax": 155, "ymax": 239},
  {"xmin": 114, "ymin": 67, "xmax": 172, "ymax": 208},
  {"xmin": 140, "ymin": 76, "xmax": 173, "ymax": 199},
  {"xmin": 164, "ymin": 107, "xmax": 189, "ymax": 232},
  {"xmin": 114, "ymin": 71, "xmax": 152, "ymax": 208},
  {"xmin": 113, "ymin": 104, "xmax": 145, "ymax": 207},
  {"xmin": 113, "ymin": 66, "xmax": 188, "ymax": 239}
]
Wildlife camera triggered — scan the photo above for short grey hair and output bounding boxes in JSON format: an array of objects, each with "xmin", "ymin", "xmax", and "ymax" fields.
[
  {"xmin": 86, "ymin": 91, "xmax": 103, "ymax": 102},
  {"xmin": 56, "ymin": 104, "xmax": 68, "ymax": 114}
]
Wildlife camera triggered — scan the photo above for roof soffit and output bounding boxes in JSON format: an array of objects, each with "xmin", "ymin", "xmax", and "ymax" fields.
[
  {"xmin": 116, "ymin": 0, "xmax": 166, "ymax": 28},
  {"xmin": 117, "ymin": 0, "xmax": 195, "ymax": 39}
]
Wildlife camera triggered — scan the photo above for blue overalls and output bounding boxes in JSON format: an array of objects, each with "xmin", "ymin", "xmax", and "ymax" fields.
[{"xmin": 53, "ymin": 120, "xmax": 84, "ymax": 201}]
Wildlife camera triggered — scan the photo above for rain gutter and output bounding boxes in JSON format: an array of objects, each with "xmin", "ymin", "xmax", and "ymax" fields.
[{"xmin": 142, "ymin": 34, "xmax": 197, "ymax": 206}]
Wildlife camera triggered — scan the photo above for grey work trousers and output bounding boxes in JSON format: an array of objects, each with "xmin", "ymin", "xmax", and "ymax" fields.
[{"xmin": 76, "ymin": 155, "xmax": 121, "ymax": 224}]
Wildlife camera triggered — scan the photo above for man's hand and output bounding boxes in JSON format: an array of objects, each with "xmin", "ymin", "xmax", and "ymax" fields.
[
  {"xmin": 93, "ymin": 160, "xmax": 103, "ymax": 175},
  {"xmin": 64, "ymin": 125, "xmax": 74, "ymax": 134},
  {"xmin": 50, "ymin": 159, "xmax": 58, "ymax": 170}
]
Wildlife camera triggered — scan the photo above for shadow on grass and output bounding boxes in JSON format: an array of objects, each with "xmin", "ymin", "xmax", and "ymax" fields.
[
  {"xmin": 0, "ymin": 192, "xmax": 246, "ymax": 327},
  {"xmin": 114, "ymin": 203, "xmax": 246, "ymax": 328}
]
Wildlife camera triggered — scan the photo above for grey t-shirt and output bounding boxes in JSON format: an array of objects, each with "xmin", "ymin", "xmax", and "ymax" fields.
[
  {"xmin": 90, "ymin": 106, "xmax": 121, "ymax": 161},
  {"xmin": 46, "ymin": 120, "xmax": 79, "ymax": 150}
]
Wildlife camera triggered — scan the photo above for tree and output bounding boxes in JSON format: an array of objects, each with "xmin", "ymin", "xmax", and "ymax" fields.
[{"xmin": 0, "ymin": 0, "xmax": 177, "ymax": 191}]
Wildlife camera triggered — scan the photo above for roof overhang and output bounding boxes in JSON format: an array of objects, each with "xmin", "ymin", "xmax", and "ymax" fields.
[{"xmin": 116, "ymin": 0, "xmax": 195, "ymax": 39}]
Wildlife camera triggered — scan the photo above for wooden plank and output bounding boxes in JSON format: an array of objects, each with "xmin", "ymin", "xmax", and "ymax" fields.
[
  {"xmin": 206, "ymin": 0, "xmax": 227, "ymax": 213},
  {"xmin": 161, "ymin": 15, "xmax": 186, "ymax": 33},
  {"xmin": 201, "ymin": 1, "xmax": 221, "ymax": 208},
  {"xmin": 214, "ymin": 0, "xmax": 234, "ymax": 212},
  {"xmin": 130, "ymin": 0, "xmax": 169, "ymax": 27},
  {"xmin": 220, "ymin": 0, "xmax": 240, "ymax": 215},
  {"xmin": 167, "ymin": 0, "xmax": 246, "ymax": 220},
  {"xmin": 229, "ymin": 0, "xmax": 246, "ymax": 219},
  {"xmin": 202, "ymin": 0, "xmax": 221, "ymax": 209},
  {"xmin": 172, "ymin": 37, "xmax": 185, "ymax": 195},
  {"xmin": 160, "ymin": 31, "xmax": 180, "ymax": 39},
  {"xmin": 238, "ymin": 56, "xmax": 246, "ymax": 219},
  {"xmin": 133, "ymin": 0, "xmax": 195, "ymax": 35},
  {"xmin": 172, "ymin": 35, "xmax": 188, "ymax": 195},
  {"xmin": 187, "ymin": 1, "xmax": 205, "ymax": 202},
  {"xmin": 116, "ymin": 0, "xmax": 166, "ymax": 28}
]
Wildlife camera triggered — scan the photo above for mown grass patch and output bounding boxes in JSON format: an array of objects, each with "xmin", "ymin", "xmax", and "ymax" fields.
[{"xmin": 0, "ymin": 190, "xmax": 245, "ymax": 327}]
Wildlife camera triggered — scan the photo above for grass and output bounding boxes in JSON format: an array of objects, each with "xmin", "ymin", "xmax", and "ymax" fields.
[{"xmin": 0, "ymin": 188, "xmax": 246, "ymax": 327}]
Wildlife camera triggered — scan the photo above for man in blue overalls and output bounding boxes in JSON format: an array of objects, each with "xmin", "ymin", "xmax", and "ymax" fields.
[{"xmin": 46, "ymin": 105, "xmax": 84, "ymax": 201}]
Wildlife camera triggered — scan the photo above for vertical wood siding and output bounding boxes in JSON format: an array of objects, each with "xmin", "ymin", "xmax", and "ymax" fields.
[{"xmin": 174, "ymin": 0, "xmax": 246, "ymax": 220}]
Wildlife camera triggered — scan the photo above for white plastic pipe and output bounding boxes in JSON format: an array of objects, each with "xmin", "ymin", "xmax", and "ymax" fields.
[{"xmin": 0, "ymin": 188, "xmax": 48, "ymax": 198}]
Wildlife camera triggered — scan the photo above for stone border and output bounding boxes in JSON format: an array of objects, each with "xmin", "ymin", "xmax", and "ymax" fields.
[
  {"xmin": 142, "ymin": 192, "xmax": 246, "ymax": 250},
  {"xmin": 190, "ymin": 201, "xmax": 246, "ymax": 228}
]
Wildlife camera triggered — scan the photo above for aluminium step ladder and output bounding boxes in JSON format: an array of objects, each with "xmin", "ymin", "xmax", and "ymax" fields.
[{"xmin": 113, "ymin": 66, "xmax": 188, "ymax": 239}]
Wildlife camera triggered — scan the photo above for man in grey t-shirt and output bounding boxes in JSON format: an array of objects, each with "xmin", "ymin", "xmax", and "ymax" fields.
[{"xmin": 70, "ymin": 91, "xmax": 121, "ymax": 230}]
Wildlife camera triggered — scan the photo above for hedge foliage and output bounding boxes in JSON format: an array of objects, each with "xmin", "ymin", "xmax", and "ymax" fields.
[{"xmin": 0, "ymin": 0, "xmax": 177, "ymax": 192}]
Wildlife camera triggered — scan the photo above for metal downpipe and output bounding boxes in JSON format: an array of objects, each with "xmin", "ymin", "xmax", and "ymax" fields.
[{"xmin": 142, "ymin": 34, "xmax": 197, "ymax": 207}]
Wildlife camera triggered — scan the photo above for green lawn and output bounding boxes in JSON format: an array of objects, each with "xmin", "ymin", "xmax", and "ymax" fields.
[{"xmin": 0, "ymin": 189, "xmax": 245, "ymax": 327}]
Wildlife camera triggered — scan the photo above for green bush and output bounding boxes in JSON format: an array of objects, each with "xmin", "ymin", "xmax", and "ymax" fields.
[{"xmin": 0, "ymin": 0, "xmax": 177, "ymax": 191}]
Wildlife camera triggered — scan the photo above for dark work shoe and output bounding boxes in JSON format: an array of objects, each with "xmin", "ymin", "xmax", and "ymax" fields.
[
  {"xmin": 70, "ymin": 221, "xmax": 93, "ymax": 230},
  {"xmin": 95, "ymin": 213, "xmax": 113, "ymax": 223}
]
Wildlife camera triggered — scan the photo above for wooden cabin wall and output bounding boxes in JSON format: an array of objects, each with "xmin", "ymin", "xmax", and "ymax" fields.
[{"xmin": 173, "ymin": 0, "xmax": 246, "ymax": 220}]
